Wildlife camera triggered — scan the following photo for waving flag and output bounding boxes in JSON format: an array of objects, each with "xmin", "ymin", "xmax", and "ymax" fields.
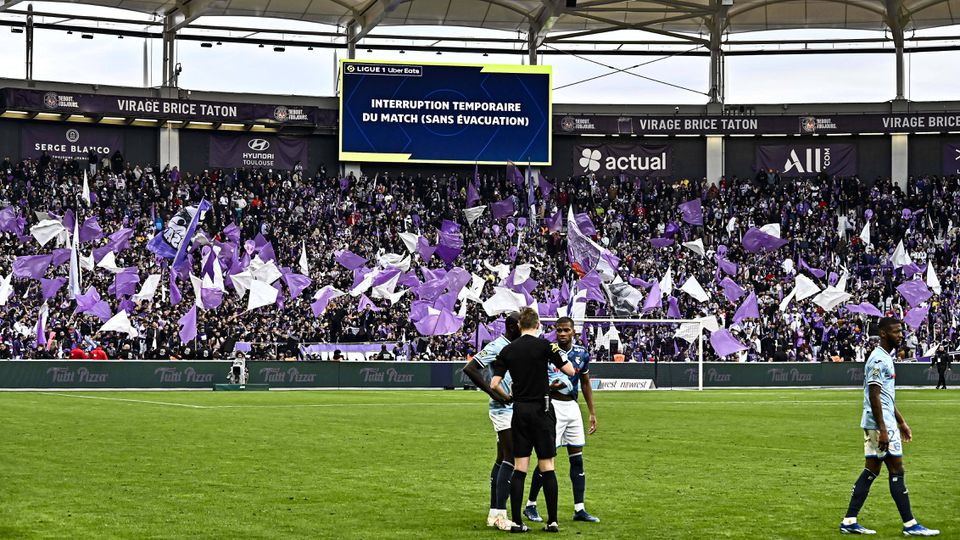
[{"xmin": 147, "ymin": 200, "xmax": 211, "ymax": 271}]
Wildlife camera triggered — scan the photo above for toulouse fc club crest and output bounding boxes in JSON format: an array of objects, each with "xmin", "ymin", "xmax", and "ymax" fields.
[
  {"xmin": 800, "ymin": 116, "xmax": 817, "ymax": 134},
  {"xmin": 43, "ymin": 92, "xmax": 59, "ymax": 109},
  {"xmin": 560, "ymin": 116, "xmax": 576, "ymax": 132},
  {"xmin": 273, "ymin": 106, "xmax": 289, "ymax": 122}
]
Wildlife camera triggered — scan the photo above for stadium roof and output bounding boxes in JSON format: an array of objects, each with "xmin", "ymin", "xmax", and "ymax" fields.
[{"xmin": 7, "ymin": 0, "xmax": 960, "ymax": 37}]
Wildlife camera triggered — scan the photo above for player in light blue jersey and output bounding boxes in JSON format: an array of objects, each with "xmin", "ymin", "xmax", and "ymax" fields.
[
  {"xmin": 462, "ymin": 312, "xmax": 521, "ymax": 529},
  {"xmin": 524, "ymin": 316, "xmax": 600, "ymax": 524},
  {"xmin": 840, "ymin": 317, "xmax": 939, "ymax": 536}
]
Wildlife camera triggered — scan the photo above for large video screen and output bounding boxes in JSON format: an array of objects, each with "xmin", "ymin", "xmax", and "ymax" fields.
[{"xmin": 339, "ymin": 60, "xmax": 551, "ymax": 165}]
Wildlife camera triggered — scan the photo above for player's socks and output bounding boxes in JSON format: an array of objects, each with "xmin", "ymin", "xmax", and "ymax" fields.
[
  {"xmin": 569, "ymin": 452, "xmax": 585, "ymax": 506},
  {"xmin": 844, "ymin": 468, "xmax": 877, "ymax": 519},
  {"xmin": 510, "ymin": 469, "xmax": 528, "ymax": 526},
  {"xmin": 527, "ymin": 467, "xmax": 543, "ymax": 503},
  {"xmin": 541, "ymin": 470, "xmax": 559, "ymax": 525},
  {"xmin": 889, "ymin": 473, "xmax": 915, "ymax": 523},
  {"xmin": 490, "ymin": 462, "xmax": 501, "ymax": 511},
  {"xmin": 496, "ymin": 461, "xmax": 515, "ymax": 511}
]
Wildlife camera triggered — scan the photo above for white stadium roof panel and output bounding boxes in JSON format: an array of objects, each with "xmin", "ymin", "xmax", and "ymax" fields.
[{"xmin": 19, "ymin": 0, "xmax": 960, "ymax": 34}]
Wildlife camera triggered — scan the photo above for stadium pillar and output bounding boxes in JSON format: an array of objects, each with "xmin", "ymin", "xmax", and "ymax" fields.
[
  {"xmin": 25, "ymin": 3, "xmax": 33, "ymax": 86},
  {"xmin": 708, "ymin": 10, "xmax": 725, "ymax": 104},
  {"xmin": 528, "ymin": 26, "xmax": 538, "ymax": 65},
  {"xmin": 706, "ymin": 135, "xmax": 724, "ymax": 185},
  {"xmin": 346, "ymin": 23, "xmax": 357, "ymax": 59},
  {"xmin": 891, "ymin": 133, "xmax": 908, "ymax": 190},
  {"xmin": 159, "ymin": 125, "xmax": 180, "ymax": 170},
  {"xmin": 162, "ymin": 15, "xmax": 177, "ymax": 88}
]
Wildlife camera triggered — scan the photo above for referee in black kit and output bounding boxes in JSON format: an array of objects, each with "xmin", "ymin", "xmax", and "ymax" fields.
[{"xmin": 490, "ymin": 307, "xmax": 576, "ymax": 533}]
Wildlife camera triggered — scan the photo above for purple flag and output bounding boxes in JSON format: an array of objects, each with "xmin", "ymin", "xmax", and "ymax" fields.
[
  {"xmin": 717, "ymin": 257, "xmax": 738, "ymax": 277},
  {"xmin": 74, "ymin": 286, "xmax": 100, "ymax": 314},
  {"xmin": 259, "ymin": 242, "xmax": 277, "ymax": 264},
  {"xmin": 506, "ymin": 162, "xmax": 524, "ymax": 188},
  {"xmin": 110, "ymin": 268, "xmax": 140, "ymax": 298},
  {"xmin": 79, "ymin": 216, "xmax": 103, "ymax": 243},
  {"xmin": 904, "ymin": 305, "xmax": 929, "ymax": 330},
  {"xmin": 719, "ymin": 277, "xmax": 746, "ymax": 303},
  {"xmin": 107, "ymin": 227, "xmax": 134, "ymax": 253},
  {"xmin": 574, "ymin": 213, "xmax": 596, "ymax": 236},
  {"xmin": 414, "ymin": 307, "xmax": 465, "ymax": 336},
  {"xmin": 650, "ymin": 238, "xmax": 675, "ymax": 249},
  {"xmin": 178, "ymin": 305, "xmax": 198, "ymax": 344},
  {"xmin": 710, "ymin": 329, "xmax": 748, "ymax": 358},
  {"xmin": 664, "ymin": 222, "xmax": 680, "ymax": 238},
  {"xmin": 0, "ymin": 207, "xmax": 21, "ymax": 235},
  {"xmin": 335, "ymin": 250, "xmax": 368, "ymax": 270},
  {"xmin": 311, "ymin": 287, "xmax": 340, "ymax": 317},
  {"xmin": 538, "ymin": 174, "xmax": 553, "ymax": 199},
  {"xmin": 491, "ymin": 199, "xmax": 516, "ymax": 219},
  {"xmin": 36, "ymin": 305, "xmax": 46, "ymax": 347},
  {"xmin": 40, "ymin": 277, "xmax": 66, "ymax": 300},
  {"xmin": 13, "ymin": 255, "xmax": 53, "ymax": 279},
  {"xmin": 466, "ymin": 180, "xmax": 480, "ymax": 208},
  {"xmin": 678, "ymin": 199, "xmax": 703, "ymax": 225},
  {"xmin": 545, "ymin": 211, "xmax": 562, "ymax": 233},
  {"xmin": 148, "ymin": 200, "xmax": 212, "ymax": 271},
  {"xmin": 844, "ymin": 302, "xmax": 884, "ymax": 317},
  {"xmin": 733, "ymin": 292, "xmax": 759, "ymax": 324},
  {"xmin": 357, "ymin": 294, "xmax": 382, "ymax": 312},
  {"xmin": 799, "ymin": 257, "xmax": 826, "ymax": 279},
  {"xmin": 223, "ymin": 223, "xmax": 241, "ymax": 244},
  {"xmin": 51, "ymin": 248, "xmax": 72, "ymax": 267},
  {"xmin": 169, "ymin": 272, "xmax": 182, "ymax": 306},
  {"xmin": 902, "ymin": 263, "xmax": 924, "ymax": 279},
  {"xmin": 667, "ymin": 296, "xmax": 681, "ymax": 318},
  {"xmin": 742, "ymin": 227, "xmax": 789, "ymax": 254},
  {"xmin": 643, "ymin": 282, "xmax": 662, "ymax": 312},
  {"xmin": 282, "ymin": 272, "xmax": 312, "ymax": 299},
  {"xmin": 201, "ymin": 287, "xmax": 223, "ymax": 310},
  {"xmin": 896, "ymin": 280, "xmax": 932, "ymax": 308},
  {"xmin": 416, "ymin": 237, "xmax": 436, "ymax": 262}
]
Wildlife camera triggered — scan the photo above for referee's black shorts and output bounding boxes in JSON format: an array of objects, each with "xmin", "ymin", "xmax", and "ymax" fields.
[{"xmin": 511, "ymin": 399, "xmax": 557, "ymax": 459}]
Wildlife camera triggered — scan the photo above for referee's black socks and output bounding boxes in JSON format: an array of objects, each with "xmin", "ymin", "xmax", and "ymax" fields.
[
  {"xmin": 510, "ymin": 469, "xmax": 528, "ymax": 526},
  {"xmin": 541, "ymin": 469, "xmax": 559, "ymax": 524}
]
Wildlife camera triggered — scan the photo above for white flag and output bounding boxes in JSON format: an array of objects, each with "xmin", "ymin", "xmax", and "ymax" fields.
[
  {"xmin": 230, "ymin": 270, "xmax": 253, "ymax": 299},
  {"xmin": 68, "ymin": 218, "xmax": 81, "ymax": 299},
  {"xmin": 926, "ymin": 262, "xmax": 942, "ymax": 295},
  {"xmin": 133, "ymin": 274, "xmax": 161, "ymax": 302},
  {"xmin": 891, "ymin": 240, "xmax": 913, "ymax": 269},
  {"xmin": 82, "ymin": 170, "xmax": 91, "ymax": 206},
  {"xmin": 679, "ymin": 276, "xmax": 709, "ymax": 303},
  {"xmin": 813, "ymin": 287, "xmax": 852, "ymax": 312},
  {"xmin": 778, "ymin": 288, "xmax": 797, "ymax": 312},
  {"xmin": 659, "ymin": 267, "xmax": 674, "ymax": 297},
  {"xmin": 190, "ymin": 275, "xmax": 203, "ymax": 308},
  {"xmin": 464, "ymin": 206, "xmax": 486, "ymax": 226},
  {"xmin": 371, "ymin": 271, "xmax": 400, "ymax": 300},
  {"xmin": 760, "ymin": 223, "xmax": 781, "ymax": 238},
  {"xmin": 96, "ymin": 251, "xmax": 123, "ymax": 274},
  {"xmin": 247, "ymin": 279, "xmax": 279, "ymax": 311},
  {"xmin": 399, "ymin": 232, "xmax": 420, "ymax": 254},
  {"xmin": 681, "ymin": 238, "xmax": 705, "ymax": 257},
  {"xmin": 837, "ymin": 215, "xmax": 847, "ymax": 239},
  {"xmin": 794, "ymin": 274, "xmax": 821, "ymax": 301},
  {"xmin": 512, "ymin": 264, "xmax": 533, "ymax": 286},
  {"xmin": 99, "ymin": 310, "xmax": 139, "ymax": 338},
  {"xmin": 0, "ymin": 274, "xmax": 13, "ymax": 306},
  {"xmin": 859, "ymin": 221, "xmax": 871, "ymax": 245},
  {"xmin": 299, "ymin": 239, "xmax": 310, "ymax": 276},
  {"xmin": 31, "ymin": 220, "xmax": 66, "ymax": 247},
  {"xmin": 482, "ymin": 286, "xmax": 527, "ymax": 317}
]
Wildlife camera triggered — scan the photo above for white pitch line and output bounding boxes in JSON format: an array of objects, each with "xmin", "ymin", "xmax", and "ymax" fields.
[
  {"xmin": 40, "ymin": 392, "xmax": 209, "ymax": 409},
  {"xmin": 210, "ymin": 402, "xmax": 480, "ymax": 409}
]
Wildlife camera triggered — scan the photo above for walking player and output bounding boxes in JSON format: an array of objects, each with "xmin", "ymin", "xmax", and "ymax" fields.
[
  {"xmin": 490, "ymin": 308, "xmax": 575, "ymax": 533},
  {"xmin": 839, "ymin": 317, "xmax": 939, "ymax": 536}
]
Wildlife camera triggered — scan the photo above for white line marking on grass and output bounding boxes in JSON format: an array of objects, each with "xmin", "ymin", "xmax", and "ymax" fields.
[
  {"xmin": 211, "ymin": 402, "xmax": 480, "ymax": 409},
  {"xmin": 40, "ymin": 392, "xmax": 209, "ymax": 409},
  {"xmin": 638, "ymin": 399, "xmax": 960, "ymax": 405}
]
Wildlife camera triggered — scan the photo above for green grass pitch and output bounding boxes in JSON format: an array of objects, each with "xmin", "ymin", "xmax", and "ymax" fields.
[{"xmin": 0, "ymin": 389, "xmax": 956, "ymax": 539}]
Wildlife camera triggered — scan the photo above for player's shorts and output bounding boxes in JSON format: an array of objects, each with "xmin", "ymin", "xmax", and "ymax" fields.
[
  {"xmin": 553, "ymin": 398, "xmax": 586, "ymax": 447},
  {"xmin": 489, "ymin": 408, "xmax": 513, "ymax": 433},
  {"xmin": 864, "ymin": 427, "xmax": 903, "ymax": 458},
  {"xmin": 511, "ymin": 400, "xmax": 557, "ymax": 459}
]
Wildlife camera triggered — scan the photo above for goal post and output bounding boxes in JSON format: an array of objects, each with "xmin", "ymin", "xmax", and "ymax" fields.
[{"xmin": 540, "ymin": 317, "xmax": 708, "ymax": 391}]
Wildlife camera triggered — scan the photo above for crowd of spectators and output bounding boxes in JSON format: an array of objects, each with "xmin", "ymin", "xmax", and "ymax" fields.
[{"xmin": 1, "ymin": 149, "xmax": 957, "ymax": 363}]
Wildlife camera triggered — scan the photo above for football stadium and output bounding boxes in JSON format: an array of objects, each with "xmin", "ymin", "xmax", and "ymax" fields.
[{"xmin": 0, "ymin": 0, "xmax": 959, "ymax": 537}]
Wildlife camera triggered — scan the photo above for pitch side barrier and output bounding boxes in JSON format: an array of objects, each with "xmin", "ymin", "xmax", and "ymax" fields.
[{"xmin": 0, "ymin": 360, "xmax": 952, "ymax": 390}]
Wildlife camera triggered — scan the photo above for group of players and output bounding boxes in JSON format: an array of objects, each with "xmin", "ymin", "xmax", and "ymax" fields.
[
  {"xmin": 464, "ymin": 310, "xmax": 598, "ymax": 533},
  {"xmin": 464, "ymin": 313, "xmax": 942, "ymax": 536}
]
